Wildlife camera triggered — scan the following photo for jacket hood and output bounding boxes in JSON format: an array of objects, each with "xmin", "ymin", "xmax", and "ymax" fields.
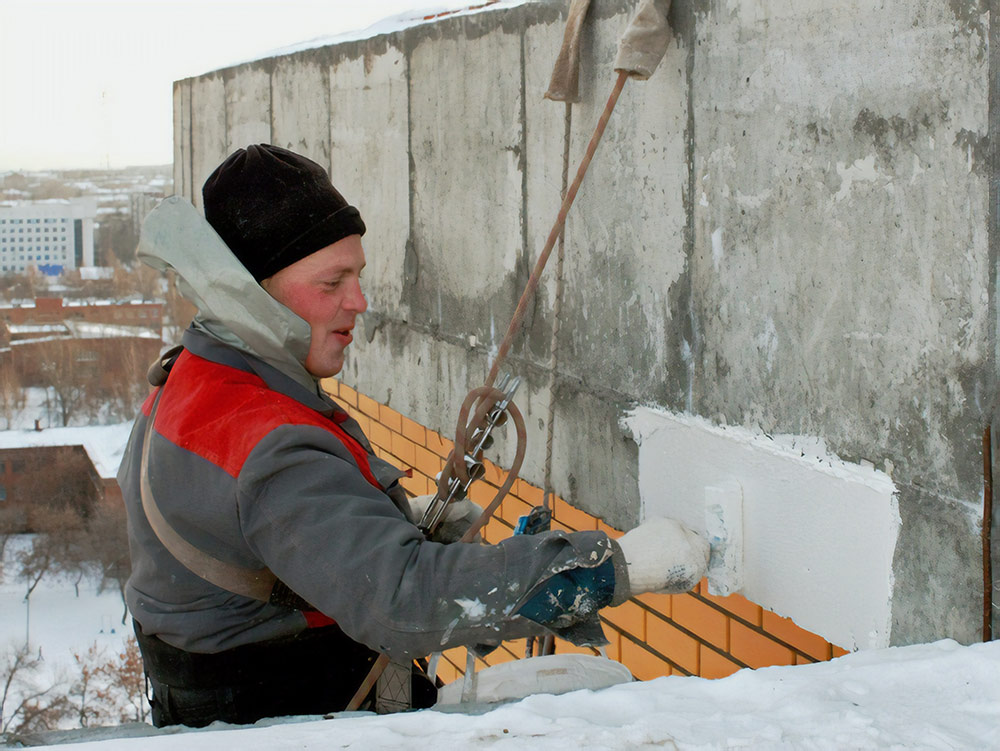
[{"xmin": 136, "ymin": 196, "xmax": 318, "ymax": 393}]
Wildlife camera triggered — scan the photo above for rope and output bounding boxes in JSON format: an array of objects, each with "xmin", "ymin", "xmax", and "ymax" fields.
[
  {"xmin": 447, "ymin": 69, "xmax": 629, "ymax": 485},
  {"xmin": 351, "ymin": 69, "xmax": 632, "ymax": 709},
  {"xmin": 482, "ymin": 70, "xmax": 629, "ymax": 395}
]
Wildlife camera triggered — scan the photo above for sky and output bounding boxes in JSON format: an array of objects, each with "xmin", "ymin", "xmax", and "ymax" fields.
[{"xmin": 0, "ymin": 1, "xmax": 465, "ymax": 172}]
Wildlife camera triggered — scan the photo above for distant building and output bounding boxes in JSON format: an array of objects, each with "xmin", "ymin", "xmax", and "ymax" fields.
[
  {"xmin": 0, "ymin": 295, "xmax": 163, "ymax": 396},
  {"xmin": 0, "ymin": 423, "xmax": 132, "ymax": 529},
  {"xmin": 0, "ymin": 296, "xmax": 163, "ymax": 329},
  {"xmin": 0, "ymin": 198, "xmax": 97, "ymax": 275},
  {"xmin": 0, "ymin": 445, "xmax": 104, "ymax": 523}
]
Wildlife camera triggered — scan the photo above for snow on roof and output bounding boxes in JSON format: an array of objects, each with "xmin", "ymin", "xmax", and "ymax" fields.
[
  {"xmin": 226, "ymin": 1, "xmax": 529, "ymax": 67},
  {"xmin": 0, "ymin": 422, "xmax": 132, "ymax": 478},
  {"xmin": 78, "ymin": 267, "xmax": 115, "ymax": 280},
  {"xmin": 7, "ymin": 323, "xmax": 68, "ymax": 335},
  {"xmin": 64, "ymin": 321, "xmax": 160, "ymax": 339},
  {"xmin": 8, "ymin": 322, "xmax": 160, "ymax": 344}
]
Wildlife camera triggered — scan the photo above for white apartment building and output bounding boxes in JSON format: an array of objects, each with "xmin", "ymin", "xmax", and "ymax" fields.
[{"xmin": 0, "ymin": 198, "xmax": 96, "ymax": 275}]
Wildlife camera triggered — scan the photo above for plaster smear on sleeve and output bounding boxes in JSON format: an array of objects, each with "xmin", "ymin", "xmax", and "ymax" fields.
[{"xmin": 623, "ymin": 406, "xmax": 900, "ymax": 651}]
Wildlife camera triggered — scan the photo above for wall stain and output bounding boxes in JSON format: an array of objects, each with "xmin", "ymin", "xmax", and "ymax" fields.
[
  {"xmin": 948, "ymin": 0, "xmax": 988, "ymax": 58},
  {"xmin": 852, "ymin": 105, "xmax": 945, "ymax": 167},
  {"xmin": 953, "ymin": 128, "xmax": 990, "ymax": 176}
]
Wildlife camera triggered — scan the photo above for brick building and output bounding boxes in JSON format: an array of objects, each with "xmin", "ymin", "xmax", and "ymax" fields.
[
  {"xmin": 0, "ymin": 423, "xmax": 132, "ymax": 533},
  {"xmin": 0, "ymin": 445, "xmax": 103, "ymax": 525},
  {"xmin": 0, "ymin": 296, "xmax": 163, "ymax": 402},
  {"xmin": 0, "ymin": 297, "xmax": 163, "ymax": 330}
]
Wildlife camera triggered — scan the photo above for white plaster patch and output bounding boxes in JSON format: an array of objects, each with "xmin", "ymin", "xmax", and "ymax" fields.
[
  {"xmin": 455, "ymin": 597, "xmax": 486, "ymax": 620},
  {"xmin": 735, "ymin": 189, "xmax": 771, "ymax": 210},
  {"xmin": 834, "ymin": 155, "xmax": 881, "ymax": 201},
  {"xmin": 711, "ymin": 227, "xmax": 724, "ymax": 270},
  {"xmin": 756, "ymin": 316, "xmax": 778, "ymax": 373},
  {"xmin": 623, "ymin": 407, "xmax": 900, "ymax": 651}
]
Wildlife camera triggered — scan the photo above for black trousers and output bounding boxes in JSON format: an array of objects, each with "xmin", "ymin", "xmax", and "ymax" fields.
[{"xmin": 134, "ymin": 621, "xmax": 436, "ymax": 727}]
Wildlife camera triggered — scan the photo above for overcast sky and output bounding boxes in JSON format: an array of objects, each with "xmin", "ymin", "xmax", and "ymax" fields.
[{"xmin": 0, "ymin": 1, "xmax": 465, "ymax": 172}]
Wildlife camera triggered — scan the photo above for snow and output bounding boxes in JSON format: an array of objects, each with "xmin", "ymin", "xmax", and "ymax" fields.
[
  {"xmin": 5, "ymin": 523, "xmax": 996, "ymax": 750},
  {"xmin": 63, "ymin": 321, "xmax": 160, "ymax": 340},
  {"xmin": 1, "ymin": 499, "xmax": 998, "ymax": 749},
  {"xmin": 0, "ymin": 422, "xmax": 132, "ymax": 478},
  {"xmin": 7, "ymin": 324, "xmax": 68, "ymax": 335},
  {"xmin": 230, "ymin": 1, "xmax": 531, "ymax": 64},
  {"xmin": 0, "ymin": 538, "xmax": 130, "ymax": 654},
  {"xmin": 77, "ymin": 269, "xmax": 115, "ymax": 281},
  {"xmin": 9, "ymin": 639, "xmax": 996, "ymax": 750}
]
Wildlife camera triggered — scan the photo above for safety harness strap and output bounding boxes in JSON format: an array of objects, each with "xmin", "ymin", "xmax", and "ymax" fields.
[
  {"xmin": 140, "ymin": 346, "xmax": 312, "ymax": 610},
  {"xmin": 141, "ymin": 387, "xmax": 282, "ymax": 602}
]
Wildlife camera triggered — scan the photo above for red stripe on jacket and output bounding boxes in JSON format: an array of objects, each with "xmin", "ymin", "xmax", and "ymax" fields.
[{"xmin": 149, "ymin": 350, "xmax": 382, "ymax": 489}]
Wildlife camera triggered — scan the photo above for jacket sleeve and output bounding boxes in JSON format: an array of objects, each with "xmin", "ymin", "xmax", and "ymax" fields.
[{"xmin": 236, "ymin": 424, "xmax": 617, "ymax": 660}]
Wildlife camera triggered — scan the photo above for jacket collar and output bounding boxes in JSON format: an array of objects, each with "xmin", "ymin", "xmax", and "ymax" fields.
[
  {"xmin": 181, "ymin": 327, "xmax": 338, "ymax": 417},
  {"xmin": 136, "ymin": 196, "xmax": 320, "ymax": 397}
]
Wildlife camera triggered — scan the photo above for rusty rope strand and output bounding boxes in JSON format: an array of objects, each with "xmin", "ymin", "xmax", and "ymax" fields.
[
  {"xmin": 353, "ymin": 70, "xmax": 632, "ymax": 704},
  {"xmin": 485, "ymin": 70, "xmax": 629, "ymax": 391}
]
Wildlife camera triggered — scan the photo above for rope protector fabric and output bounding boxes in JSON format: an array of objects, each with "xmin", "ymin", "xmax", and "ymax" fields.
[
  {"xmin": 545, "ymin": 0, "xmax": 593, "ymax": 102},
  {"xmin": 613, "ymin": 0, "xmax": 673, "ymax": 80}
]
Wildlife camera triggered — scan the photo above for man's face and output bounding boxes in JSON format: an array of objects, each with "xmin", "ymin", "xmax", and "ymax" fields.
[{"xmin": 262, "ymin": 234, "xmax": 367, "ymax": 378}]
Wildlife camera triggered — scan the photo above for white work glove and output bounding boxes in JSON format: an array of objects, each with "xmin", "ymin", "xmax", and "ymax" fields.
[
  {"xmin": 617, "ymin": 517, "xmax": 710, "ymax": 595},
  {"xmin": 408, "ymin": 494, "xmax": 484, "ymax": 543}
]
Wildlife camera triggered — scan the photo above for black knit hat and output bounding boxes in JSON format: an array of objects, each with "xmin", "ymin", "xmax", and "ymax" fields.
[{"xmin": 202, "ymin": 144, "xmax": 366, "ymax": 282}]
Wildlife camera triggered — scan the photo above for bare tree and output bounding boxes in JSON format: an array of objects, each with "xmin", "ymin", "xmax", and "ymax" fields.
[
  {"xmin": 0, "ymin": 367, "xmax": 26, "ymax": 430},
  {"xmin": 0, "ymin": 274, "xmax": 34, "ymax": 302},
  {"xmin": 76, "ymin": 499, "xmax": 131, "ymax": 624},
  {"xmin": 69, "ymin": 644, "xmax": 106, "ymax": 728},
  {"xmin": 0, "ymin": 643, "xmax": 71, "ymax": 734},
  {"xmin": 105, "ymin": 341, "xmax": 151, "ymax": 423},
  {"xmin": 97, "ymin": 215, "xmax": 139, "ymax": 267},
  {"xmin": 100, "ymin": 637, "xmax": 147, "ymax": 724},
  {"xmin": 16, "ymin": 508, "xmax": 86, "ymax": 627},
  {"xmin": 67, "ymin": 637, "xmax": 148, "ymax": 727},
  {"xmin": 37, "ymin": 340, "xmax": 100, "ymax": 427},
  {"xmin": 0, "ymin": 508, "xmax": 28, "ymax": 577}
]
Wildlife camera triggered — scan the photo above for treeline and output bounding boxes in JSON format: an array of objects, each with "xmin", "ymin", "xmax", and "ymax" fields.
[
  {"xmin": 0, "ymin": 500, "xmax": 130, "ymax": 624},
  {"xmin": 0, "ymin": 499, "xmax": 141, "ymax": 737},
  {"xmin": 1, "ymin": 636, "xmax": 147, "ymax": 736}
]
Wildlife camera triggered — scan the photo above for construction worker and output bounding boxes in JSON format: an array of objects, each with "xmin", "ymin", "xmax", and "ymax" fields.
[{"xmin": 119, "ymin": 144, "xmax": 710, "ymax": 727}]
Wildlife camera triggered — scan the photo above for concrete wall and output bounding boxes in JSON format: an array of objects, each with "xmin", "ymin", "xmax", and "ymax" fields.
[{"xmin": 174, "ymin": 0, "xmax": 995, "ymax": 647}]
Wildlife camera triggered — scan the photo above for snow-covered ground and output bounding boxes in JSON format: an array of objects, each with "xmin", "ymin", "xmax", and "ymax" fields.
[{"xmin": 0, "ymin": 536, "xmax": 132, "ymax": 733}]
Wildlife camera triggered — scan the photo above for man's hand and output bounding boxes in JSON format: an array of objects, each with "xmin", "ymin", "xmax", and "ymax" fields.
[
  {"xmin": 408, "ymin": 494, "xmax": 484, "ymax": 543},
  {"xmin": 616, "ymin": 517, "xmax": 709, "ymax": 595}
]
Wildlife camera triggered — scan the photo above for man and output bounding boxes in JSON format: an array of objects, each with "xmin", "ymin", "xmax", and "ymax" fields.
[{"xmin": 119, "ymin": 144, "xmax": 709, "ymax": 727}]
